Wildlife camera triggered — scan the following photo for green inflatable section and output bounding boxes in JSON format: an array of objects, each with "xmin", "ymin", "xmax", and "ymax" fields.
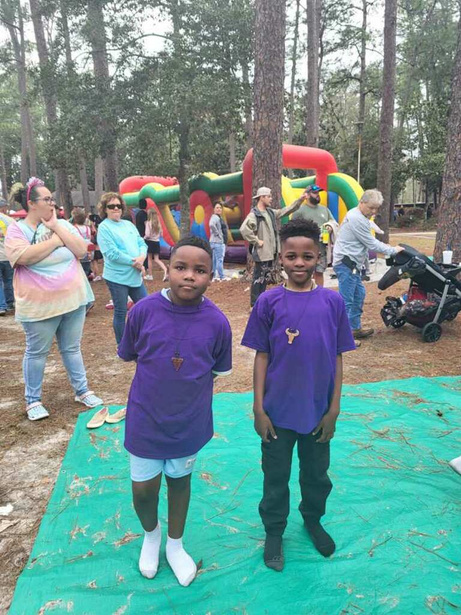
[
  {"xmin": 9, "ymin": 377, "xmax": 461, "ymax": 615},
  {"xmin": 190, "ymin": 172, "xmax": 243, "ymax": 196},
  {"xmin": 123, "ymin": 173, "xmax": 244, "ymax": 208},
  {"xmin": 290, "ymin": 174, "xmax": 362, "ymax": 210}
]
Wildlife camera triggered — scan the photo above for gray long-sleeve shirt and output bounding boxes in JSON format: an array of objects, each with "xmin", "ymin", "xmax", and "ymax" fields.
[
  {"xmin": 209, "ymin": 214, "xmax": 224, "ymax": 243},
  {"xmin": 333, "ymin": 207, "xmax": 397, "ymax": 269}
]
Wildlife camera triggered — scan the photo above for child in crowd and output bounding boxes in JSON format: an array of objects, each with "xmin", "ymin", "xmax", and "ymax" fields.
[
  {"xmin": 118, "ymin": 235, "xmax": 232, "ymax": 586},
  {"xmin": 241, "ymin": 219, "xmax": 356, "ymax": 571},
  {"xmin": 71, "ymin": 208, "xmax": 93, "ymax": 280},
  {"xmin": 143, "ymin": 207, "xmax": 168, "ymax": 282}
]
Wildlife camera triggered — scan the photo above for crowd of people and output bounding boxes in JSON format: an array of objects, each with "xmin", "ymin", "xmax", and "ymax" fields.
[{"xmin": 2, "ymin": 176, "xmax": 407, "ymax": 586}]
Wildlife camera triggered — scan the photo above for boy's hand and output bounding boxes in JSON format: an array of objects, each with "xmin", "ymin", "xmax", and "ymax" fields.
[
  {"xmin": 313, "ymin": 410, "xmax": 339, "ymax": 443},
  {"xmin": 254, "ymin": 410, "xmax": 277, "ymax": 443}
]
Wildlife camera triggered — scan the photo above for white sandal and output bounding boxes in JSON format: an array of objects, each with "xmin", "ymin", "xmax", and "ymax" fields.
[
  {"xmin": 105, "ymin": 407, "xmax": 127, "ymax": 424},
  {"xmin": 26, "ymin": 402, "xmax": 50, "ymax": 421},
  {"xmin": 75, "ymin": 391, "xmax": 104, "ymax": 408},
  {"xmin": 86, "ymin": 407, "xmax": 109, "ymax": 429}
]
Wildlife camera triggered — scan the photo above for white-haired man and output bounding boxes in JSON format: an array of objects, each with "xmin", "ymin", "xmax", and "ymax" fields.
[
  {"xmin": 333, "ymin": 189, "xmax": 404, "ymax": 343},
  {"xmin": 240, "ymin": 186, "xmax": 309, "ymax": 307}
]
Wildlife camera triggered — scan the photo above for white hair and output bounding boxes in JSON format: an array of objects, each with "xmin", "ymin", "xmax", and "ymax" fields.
[{"xmin": 360, "ymin": 189, "xmax": 383, "ymax": 207}]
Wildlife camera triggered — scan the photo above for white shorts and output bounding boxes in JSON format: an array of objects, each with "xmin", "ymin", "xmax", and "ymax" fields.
[{"xmin": 130, "ymin": 453, "xmax": 198, "ymax": 482}]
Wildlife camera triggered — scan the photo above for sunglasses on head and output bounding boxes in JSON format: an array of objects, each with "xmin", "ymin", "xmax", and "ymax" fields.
[{"xmin": 107, "ymin": 204, "xmax": 122, "ymax": 210}]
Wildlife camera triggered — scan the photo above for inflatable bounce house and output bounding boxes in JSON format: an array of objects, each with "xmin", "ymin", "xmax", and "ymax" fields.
[{"xmin": 120, "ymin": 144, "xmax": 363, "ymax": 262}]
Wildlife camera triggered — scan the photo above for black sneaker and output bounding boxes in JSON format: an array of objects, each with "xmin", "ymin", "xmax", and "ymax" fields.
[{"xmin": 264, "ymin": 534, "xmax": 284, "ymax": 571}]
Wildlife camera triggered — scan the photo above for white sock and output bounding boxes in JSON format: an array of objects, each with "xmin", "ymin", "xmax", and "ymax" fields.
[
  {"xmin": 166, "ymin": 535, "xmax": 197, "ymax": 587},
  {"xmin": 139, "ymin": 523, "xmax": 161, "ymax": 579}
]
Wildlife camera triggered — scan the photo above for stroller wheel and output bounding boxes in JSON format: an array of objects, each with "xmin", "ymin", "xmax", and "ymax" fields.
[
  {"xmin": 391, "ymin": 318, "xmax": 406, "ymax": 329},
  {"xmin": 422, "ymin": 322, "xmax": 442, "ymax": 343}
]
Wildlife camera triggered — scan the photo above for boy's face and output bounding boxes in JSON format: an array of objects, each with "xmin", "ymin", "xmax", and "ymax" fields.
[
  {"xmin": 168, "ymin": 245, "xmax": 213, "ymax": 305},
  {"xmin": 280, "ymin": 236, "xmax": 319, "ymax": 288}
]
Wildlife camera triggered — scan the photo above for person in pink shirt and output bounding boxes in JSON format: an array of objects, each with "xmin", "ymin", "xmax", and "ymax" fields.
[{"xmin": 5, "ymin": 178, "xmax": 103, "ymax": 421}]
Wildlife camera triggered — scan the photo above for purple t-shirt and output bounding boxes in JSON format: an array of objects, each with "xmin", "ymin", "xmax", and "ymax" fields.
[
  {"xmin": 119, "ymin": 290, "xmax": 232, "ymax": 459},
  {"xmin": 241, "ymin": 285, "xmax": 355, "ymax": 434}
]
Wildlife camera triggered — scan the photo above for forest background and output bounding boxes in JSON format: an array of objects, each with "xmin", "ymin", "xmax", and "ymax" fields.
[{"xmin": 0, "ymin": 0, "xmax": 460, "ymax": 254}]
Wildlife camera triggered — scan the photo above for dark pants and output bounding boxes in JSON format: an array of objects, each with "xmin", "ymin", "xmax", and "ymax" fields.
[
  {"xmin": 259, "ymin": 425, "xmax": 332, "ymax": 537},
  {"xmin": 106, "ymin": 280, "xmax": 148, "ymax": 344},
  {"xmin": 251, "ymin": 260, "xmax": 273, "ymax": 307},
  {"xmin": 0, "ymin": 260, "xmax": 14, "ymax": 309},
  {"xmin": 81, "ymin": 260, "xmax": 92, "ymax": 279}
]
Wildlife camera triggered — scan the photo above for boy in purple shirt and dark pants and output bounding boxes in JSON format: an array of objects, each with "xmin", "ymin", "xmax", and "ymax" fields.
[
  {"xmin": 242, "ymin": 219, "xmax": 355, "ymax": 571},
  {"xmin": 119, "ymin": 236, "xmax": 232, "ymax": 586}
]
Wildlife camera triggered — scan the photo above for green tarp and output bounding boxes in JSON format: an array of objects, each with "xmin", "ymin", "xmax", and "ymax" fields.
[{"xmin": 9, "ymin": 377, "xmax": 461, "ymax": 614}]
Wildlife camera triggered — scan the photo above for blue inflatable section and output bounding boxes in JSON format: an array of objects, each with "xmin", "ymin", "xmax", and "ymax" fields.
[
  {"xmin": 191, "ymin": 221, "xmax": 208, "ymax": 240},
  {"xmin": 327, "ymin": 191, "xmax": 339, "ymax": 221}
]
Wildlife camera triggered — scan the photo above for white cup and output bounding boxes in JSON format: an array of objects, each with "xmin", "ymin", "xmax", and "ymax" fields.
[{"xmin": 442, "ymin": 250, "xmax": 453, "ymax": 264}]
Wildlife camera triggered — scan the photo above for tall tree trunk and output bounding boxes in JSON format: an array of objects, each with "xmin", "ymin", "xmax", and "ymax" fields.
[
  {"xmin": 357, "ymin": 0, "xmax": 368, "ymax": 184},
  {"xmin": 242, "ymin": 62, "xmax": 253, "ymax": 149},
  {"xmin": 288, "ymin": 0, "xmax": 301, "ymax": 150},
  {"xmin": 396, "ymin": 0, "xmax": 437, "ymax": 143},
  {"xmin": 61, "ymin": 0, "xmax": 90, "ymax": 214},
  {"xmin": 376, "ymin": 0, "xmax": 397, "ymax": 242},
  {"xmin": 0, "ymin": 145, "xmax": 8, "ymax": 199},
  {"xmin": 253, "ymin": 0, "xmax": 286, "ymax": 208},
  {"xmin": 18, "ymin": 6, "xmax": 37, "ymax": 177},
  {"xmin": 29, "ymin": 0, "xmax": 73, "ymax": 214},
  {"xmin": 306, "ymin": 0, "xmax": 320, "ymax": 147},
  {"xmin": 169, "ymin": 0, "xmax": 192, "ymax": 238},
  {"xmin": 20, "ymin": 110, "xmax": 29, "ymax": 184},
  {"xmin": 177, "ymin": 115, "xmax": 191, "ymax": 238},
  {"xmin": 229, "ymin": 132, "xmax": 237, "ymax": 172},
  {"xmin": 79, "ymin": 156, "xmax": 91, "ymax": 212},
  {"xmin": 434, "ymin": 18, "xmax": 461, "ymax": 263},
  {"xmin": 94, "ymin": 157, "xmax": 104, "ymax": 202},
  {"xmin": 60, "ymin": 0, "xmax": 74, "ymax": 70},
  {"xmin": 1, "ymin": 0, "xmax": 36, "ymax": 181},
  {"xmin": 87, "ymin": 0, "xmax": 118, "ymax": 191}
]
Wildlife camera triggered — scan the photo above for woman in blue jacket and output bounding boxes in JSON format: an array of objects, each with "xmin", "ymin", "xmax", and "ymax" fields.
[{"xmin": 98, "ymin": 192, "xmax": 147, "ymax": 344}]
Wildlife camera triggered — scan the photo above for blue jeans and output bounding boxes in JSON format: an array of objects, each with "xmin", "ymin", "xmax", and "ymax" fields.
[
  {"xmin": 106, "ymin": 280, "xmax": 148, "ymax": 344},
  {"xmin": 21, "ymin": 305, "xmax": 88, "ymax": 405},
  {"xmin": 211, "ymin": 242, "xmax": 225, "ymax": 279},
  {"xmin": 0, "ymin": 260, "xmax": 14, "ymax": 310},
  {"xmin": 333, "ymin": 263, "xmax": 366, "ymax": 331}
]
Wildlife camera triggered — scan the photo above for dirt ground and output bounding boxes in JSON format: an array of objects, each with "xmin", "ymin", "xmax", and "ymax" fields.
[{"xmin": 1, "ymin": 231, "xmax": 460, "ymax": 613}]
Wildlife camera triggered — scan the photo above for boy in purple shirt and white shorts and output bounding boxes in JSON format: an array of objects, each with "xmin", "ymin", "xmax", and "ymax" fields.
[
  {"xmin": 241, "ymin": 219, "xmax": 355, "ymax": 571},
  {"xmin": 118, "ymin": 236, "xmax": 232, "ymax": 586}
]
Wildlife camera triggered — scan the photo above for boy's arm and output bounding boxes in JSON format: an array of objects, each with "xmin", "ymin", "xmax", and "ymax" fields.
[
  {"xmin": 313, "ymin": 354, "xmax": 343, "ymax": 443},
  {"xmin": 253, "ymin": 351, "xmax": 277, "ymax": 442}
]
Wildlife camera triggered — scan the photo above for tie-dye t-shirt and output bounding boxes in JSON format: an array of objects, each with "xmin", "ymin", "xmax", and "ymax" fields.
[{"xmin": 5, "ymin": 219, "xmax": 94, "ymax": 322}]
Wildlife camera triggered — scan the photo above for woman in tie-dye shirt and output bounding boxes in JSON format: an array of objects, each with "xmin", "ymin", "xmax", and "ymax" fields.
[{"xmin": 5, "ymin": 178, "xmax": 103, "ymax": 421}]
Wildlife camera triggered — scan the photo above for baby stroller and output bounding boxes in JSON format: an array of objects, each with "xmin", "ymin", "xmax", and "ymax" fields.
[{"xmin": 379, "ymin": 244, "xmax": 461, "ymax": 342}]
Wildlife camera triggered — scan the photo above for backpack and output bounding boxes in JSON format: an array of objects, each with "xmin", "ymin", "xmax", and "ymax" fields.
[{"xmin": 220, "ymin": 217, "xmax": 228, "ymax": 244}]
